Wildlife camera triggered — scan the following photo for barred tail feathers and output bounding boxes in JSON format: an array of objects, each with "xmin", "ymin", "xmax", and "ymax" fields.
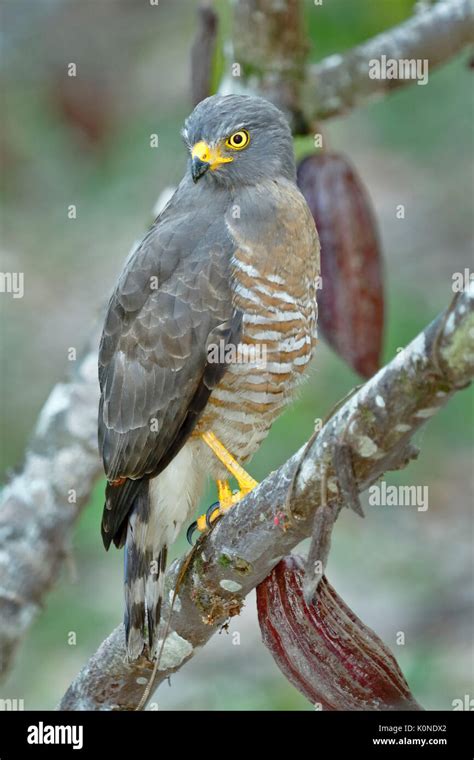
[
  {"xmin": 124, "ymin": 483, "xmax": 168, "ymax": 660},
  {"xmin": 122, "ymin": 443, "xmax": 205, "ymax": 659}
]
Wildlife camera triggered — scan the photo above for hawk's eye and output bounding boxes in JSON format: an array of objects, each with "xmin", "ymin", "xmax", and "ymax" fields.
[{"xmin": 226, "ymin": 129, "xmax": 250, "ymax": 150}]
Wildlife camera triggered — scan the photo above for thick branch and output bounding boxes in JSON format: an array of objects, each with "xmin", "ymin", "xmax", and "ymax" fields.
[
  {"xmin": 231, "ymin": 0, "xmax": 474, "ymax": 126},
  {"xmin": 0, "ymin": 330, "xmax": 102, "ymax": 677},
  {"xmin": 231, "ymin": 0, "xmax": 310, "ymax": 131},
  {"xmin": 306, "ymin": 0, "xmax": 474, "ymax": 121},
  {"xmin": 59, "ymin": 286, "xmax": 474, "ymax": 711}
]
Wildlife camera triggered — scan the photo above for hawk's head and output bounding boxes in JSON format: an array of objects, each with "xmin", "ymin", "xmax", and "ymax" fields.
[{"xmin": 182, "ymin": 94, "xmax": 295, "ymax": 187}]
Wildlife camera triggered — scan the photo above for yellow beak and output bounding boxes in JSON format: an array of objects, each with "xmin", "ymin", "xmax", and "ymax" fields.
[{"xmin": 191, "ymin": 141, "xmax": 233, "ymax": 182}]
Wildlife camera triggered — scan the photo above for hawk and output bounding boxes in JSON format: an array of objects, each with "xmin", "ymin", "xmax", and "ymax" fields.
[{"xmin": 98, "ymin": 94, "xmax": 320, "ymax": 659}]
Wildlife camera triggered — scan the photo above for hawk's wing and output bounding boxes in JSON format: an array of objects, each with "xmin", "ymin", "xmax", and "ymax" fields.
[{"xmin": 98, "ymin": 193, "xmax": 240, "ymax": 548}]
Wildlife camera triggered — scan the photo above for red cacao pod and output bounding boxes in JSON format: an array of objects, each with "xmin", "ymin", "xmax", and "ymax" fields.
[
  {"xmin": 297, "ymin": 152, "xmax": 384, "ymax": 378},
  {"xmin": 257, "ymin": 555, "xmax": 422, "ymax": 711}
]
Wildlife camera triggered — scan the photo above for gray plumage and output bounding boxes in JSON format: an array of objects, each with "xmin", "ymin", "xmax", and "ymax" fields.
[{"xmin": 182, "ymin": 95, "xmax": 295, "ymax": 187}]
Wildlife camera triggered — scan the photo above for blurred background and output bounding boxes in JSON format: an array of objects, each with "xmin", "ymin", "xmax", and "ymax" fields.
[{"xmin": 0, "ymin": 0, "xmax": 472, "ymax": 710}]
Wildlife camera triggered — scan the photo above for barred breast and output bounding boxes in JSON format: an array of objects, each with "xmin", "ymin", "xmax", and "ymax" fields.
[{"xmin": 195, "ymin": 179, "xmax": 320, "ymax": 474}]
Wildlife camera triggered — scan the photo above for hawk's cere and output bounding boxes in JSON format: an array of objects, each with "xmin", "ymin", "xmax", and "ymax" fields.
[{"xmin": 98, "ymin": 94, "xmax": 320, "ymax": 659}]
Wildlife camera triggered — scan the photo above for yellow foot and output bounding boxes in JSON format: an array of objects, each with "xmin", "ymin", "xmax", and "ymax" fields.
[
  {"xmin": 189, "ymin": 481, "xmax": 255, "ymax": 541},
  {"xmin": 186, "ymin": 431, "xmax": 259, "ymax": 543}
]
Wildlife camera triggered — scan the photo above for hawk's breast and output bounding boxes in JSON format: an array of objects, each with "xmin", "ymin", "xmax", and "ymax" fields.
[{"xmin": 196, "ymin": 179, "xmax": 320, "ymax": 463}]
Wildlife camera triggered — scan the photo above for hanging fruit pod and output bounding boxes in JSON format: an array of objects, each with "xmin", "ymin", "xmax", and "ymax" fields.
[
  {"xmin": 257, "ymin": 555, "xmax": 422, "ymax": 711},
  {"xmin": 297, "ymin": 152, "xmax": 384, "ymax": 379}
]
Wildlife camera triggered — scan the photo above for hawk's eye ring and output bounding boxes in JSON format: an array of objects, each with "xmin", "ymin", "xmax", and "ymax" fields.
[{"xmin": 226, "ymin": 130, "xmax": 250, "ymax": 150}]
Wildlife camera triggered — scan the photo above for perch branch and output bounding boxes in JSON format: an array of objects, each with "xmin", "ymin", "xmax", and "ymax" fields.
[{"xmin": 58, "ymin": 286, "xmax": 474, "ymax": 710}]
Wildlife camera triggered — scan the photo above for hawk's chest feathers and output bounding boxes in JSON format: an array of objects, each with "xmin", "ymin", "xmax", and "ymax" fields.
[{"xmin": 227, "ymin": 178, "xmax": 319, "ymax": 373}]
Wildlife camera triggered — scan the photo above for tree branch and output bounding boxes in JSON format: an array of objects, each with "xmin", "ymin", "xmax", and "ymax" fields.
[
  {"xmin": 0, "ymin": 330, "xmax": 102, "ymax": 678},
  {"xmin": 232, "ymin": 0, "xmax": 474, "ymax": 127},
  {"xmin": 306, "ymin": 0, "xmax": 474, "ymax": 121},
  {"xmin": 58, "ymin": 286, "xmax": 474, "ymax": 711},
  {"xmin": 231, "ymin": 0, "xmax": 310, "ymax": 132}
]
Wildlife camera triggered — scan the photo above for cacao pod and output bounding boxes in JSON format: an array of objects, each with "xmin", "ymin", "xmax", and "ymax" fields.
[
  {"xmin": 297, "ymin": 152, "xmax": 384, "ymax": 378},
  {"xmin": 257, "ymin": 555, "xmax": 422, "ymax": 711}
]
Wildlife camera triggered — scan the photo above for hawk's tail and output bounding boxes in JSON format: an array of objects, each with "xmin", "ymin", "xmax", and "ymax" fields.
[{"xmin": 123, "ymin": 481, "xmax": 168, "ymax": 660}]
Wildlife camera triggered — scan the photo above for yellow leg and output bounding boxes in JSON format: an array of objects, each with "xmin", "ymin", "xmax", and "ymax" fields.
[
  {"xmin": 190, "ymin": 432, "xmax": 259, "ymax": 538},
  {"xmin": 201, "ymin": 431, "xmax": 258, "ymax": 493},
  {"xmin": 217, "ymin": 479, "xmax": 234, "ymax": 510}
]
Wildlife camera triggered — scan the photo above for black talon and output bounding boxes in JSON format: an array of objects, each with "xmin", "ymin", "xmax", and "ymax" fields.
[
  {"xmin": 187, "ymin": 500, "xmax": 221, "ymax": 544},
  {"xmin": 206, "ymin": 501, "xmax": 220, "ymax": 528},
  {"xmin": 186, "ymin": 521, "xmax": 198, "ymax": 545}
]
